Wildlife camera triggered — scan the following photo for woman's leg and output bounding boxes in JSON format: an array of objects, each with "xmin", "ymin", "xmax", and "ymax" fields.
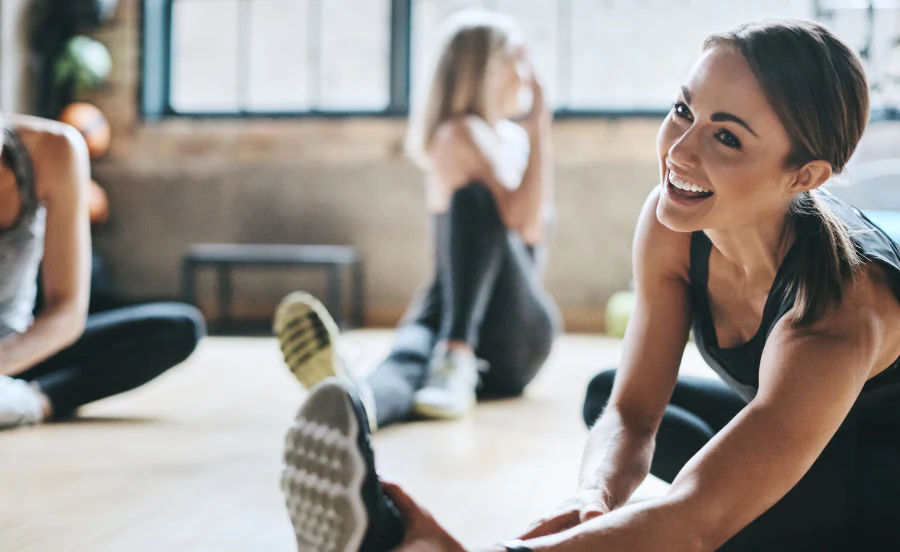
[
  {"xmin": 472, "ymin": 234, "xmax": 560, "ymax": 397},
  {"xmin": 583, "ymin": 369, "xmax": 747, "ymax": 483},
  {"xmin": 583, "ymin": 370, "xmax": 897, "ymax": 549},
  {"xmin": 437, "ymin": 183, "xmax": 508, "ymax": 347},
  {"xmin": 17, "ymin": 302, "xmax": 205, "ymax": 416},
  {"xmin": 423, "ymin": 182, "xmax": 560, "ymax": 402},
  {"xmin": 363, "ymin": 279, "xmax": 440, "ymax": 428}
]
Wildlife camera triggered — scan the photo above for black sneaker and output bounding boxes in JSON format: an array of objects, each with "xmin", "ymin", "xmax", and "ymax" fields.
[{"xmin": 282, "ymin": 378, "xmax": 405, "ymax": 552}]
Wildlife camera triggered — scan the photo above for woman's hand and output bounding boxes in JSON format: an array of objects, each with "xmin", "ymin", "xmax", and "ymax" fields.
[
  {"xmin": 523, "ymin": 64, "xmax": 552, "ymax": 134},
  {"xmin": 516, "ymin": 488, "xmax": 610, "ymax": 540},
  {"xmin": 383, "ymin": 479, "xmax": 468, "ymax": 552}
]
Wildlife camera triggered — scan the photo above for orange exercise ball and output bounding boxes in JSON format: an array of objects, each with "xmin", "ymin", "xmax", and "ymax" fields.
[
  {"xmin": 88, "ymin": 179, "xmax": 109, "ymax": 226},
  {"xmin": 58, "ymin": 102, "xmax": 110, "ymax": 160}
]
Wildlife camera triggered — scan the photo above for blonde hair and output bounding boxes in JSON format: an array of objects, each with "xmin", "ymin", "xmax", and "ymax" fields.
[{"xmin": 405, "ymin": 9, "xmax": 523, "ymax": 167}]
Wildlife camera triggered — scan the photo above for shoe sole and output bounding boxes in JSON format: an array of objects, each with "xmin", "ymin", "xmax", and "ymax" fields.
[
  {"xmin": 282, "ymin": 379, "xmax": 368, "ymax": 552},
  {"xmin": 411, "ymin": 395, "xmax": 474, "ymax": 420},
  {"xmin": 274, "ymin": 292, "xmax": 345, "ymax": 390}
]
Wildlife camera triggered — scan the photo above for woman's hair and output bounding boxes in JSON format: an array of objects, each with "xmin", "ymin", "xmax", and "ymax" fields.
[
  {"xmin": 704, "ymin": 19, "xmax": 870, "ymax": 324},
  {"xmin": 405, "ymin": 9, "xmax": 523, "ymax": 167}
]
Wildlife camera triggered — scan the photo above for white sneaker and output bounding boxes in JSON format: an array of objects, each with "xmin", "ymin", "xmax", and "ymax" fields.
[
  {"xmin": 412, "ymin": 347, "xmax": 483, "ymax": 419},
  {"xmin": 274, "ymin": 291, "xmax": 379, "ymax": 430},
  {"xmin": 0, "ymin": 376, "xmax": 44, "ymax": 430}
]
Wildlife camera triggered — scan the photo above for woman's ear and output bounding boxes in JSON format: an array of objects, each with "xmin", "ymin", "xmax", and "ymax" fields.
[{"xmin": 789, "ymin": 160, "xmax": 833, "ymax": 195}]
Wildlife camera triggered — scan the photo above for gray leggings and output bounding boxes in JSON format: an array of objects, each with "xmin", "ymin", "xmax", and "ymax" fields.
[{"xmin": 366, "ymin": 183, "xmax": 560, "ymax": 427}]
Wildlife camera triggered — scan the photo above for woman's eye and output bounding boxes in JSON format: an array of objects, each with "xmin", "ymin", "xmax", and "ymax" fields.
[
  {"xmin": 672, "ymin": 101, "xmax": 693, "ymax": 121},
  {"xmin": 715, "ymin": 130, "xmax": 742, "ymax": 150}
]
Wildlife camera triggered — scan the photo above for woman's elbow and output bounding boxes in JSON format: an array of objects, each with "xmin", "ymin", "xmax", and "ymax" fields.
[
  {"xmin": 48, "ymin": 299, "xmax": 88, "ymax": 345},
  {"xmin": 67, "ymin": 312, "xmax": 87, "ymax": 344}
]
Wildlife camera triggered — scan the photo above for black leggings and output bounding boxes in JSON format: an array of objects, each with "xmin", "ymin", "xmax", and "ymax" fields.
[
  {"xmin": 366, "ymin": 184, "xmax": 560, "ymax": 427},
  {"xmin": 584, "ymin": 370, "xmax": 900, "ymax": 551},
  {"xmin": 17, "ymin": 303, "xmax": 205, "ymax": 415}
]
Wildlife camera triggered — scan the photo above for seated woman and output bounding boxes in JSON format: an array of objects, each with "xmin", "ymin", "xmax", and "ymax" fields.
[
  {"xmin": 273, "ymin": 9, "xmax": 560, "ymax": 428},
  {"xmin": 0, "ymin": 113, "xmax": 205, "ymax": 429},
  {"xmin": 280, "ymin": 18, "xmax": 900, "ymax": 552}
]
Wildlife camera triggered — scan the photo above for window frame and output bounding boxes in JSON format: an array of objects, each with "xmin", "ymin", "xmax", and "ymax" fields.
[{"xmin": 141, "ymin": 0, "xmax": 412, "ymax": 119}]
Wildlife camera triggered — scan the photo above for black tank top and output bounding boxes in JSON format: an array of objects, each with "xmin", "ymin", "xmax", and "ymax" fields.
[{"xmin": 690, "ymin": 189, "xmax": 900, "ymax": 424}]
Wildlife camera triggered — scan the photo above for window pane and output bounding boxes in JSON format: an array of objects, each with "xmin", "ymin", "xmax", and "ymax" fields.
[
  {"xmin": 246, "ymin": 0, "xmax": 311, "ymax": 111},
  {"xmin": 170, "ymin": 0, "xmax": 240, "ymax": 112},
  {"xmin": 495, "ymin": 0, "xmax": 559, "ymax": 107},
  {"xmin": 568, "ymin": 0, "xmax": 813, "ymax": 111},
  {"xmin": 318, "ymin": 0, "xmax": 392, "ymax": 110}
]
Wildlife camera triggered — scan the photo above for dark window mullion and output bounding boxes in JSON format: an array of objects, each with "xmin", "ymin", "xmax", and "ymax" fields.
[
  {"xmin": 142, "ymin": 0, "xmax": 174, "ymax": 118},
  {"xmin": 390, "ymin": 0, "xmax": 412, "ymax": 114}
]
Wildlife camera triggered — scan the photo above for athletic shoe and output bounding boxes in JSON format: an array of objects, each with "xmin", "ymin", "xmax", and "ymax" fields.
[
  {"xmin": 0, "ymin": 375, "xmax": 44, "ymax": 429},
  {"xmin": 282, "ymin": 378, "xmax": 405, "ymax": 552},
  {"xmin": 412, "ymin": 347, "xmax": 482, "ymax": 419},
  {"xmin": 274, "ymin": 291, "xmax": 378, "ymax": 429}
]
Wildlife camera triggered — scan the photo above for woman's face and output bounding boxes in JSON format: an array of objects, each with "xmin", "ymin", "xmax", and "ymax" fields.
[
  {"xmin": 656, "ymin": 45, "xmax": 800, "ymax": 233},
  {"xmin": 486, "ymin": 43, "xmax": 531, "ymax": 120}
]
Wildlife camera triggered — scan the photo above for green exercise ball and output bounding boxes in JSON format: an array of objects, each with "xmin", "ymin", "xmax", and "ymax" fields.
[
  {"xmin": 54, "ymin": 36, "xmax": 112, "ymax": 95},
  {"xmin": 605, "ymin": 290, "xmax": 636, "ymax": 338}
]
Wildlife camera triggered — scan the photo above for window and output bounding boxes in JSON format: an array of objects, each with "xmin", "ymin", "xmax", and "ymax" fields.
[
  {"xmin": 143, "ymin": 0, "xmax": 898, "ymax": 118},
  {"xmin": 143, "ymin": 0, "xmax": 411, "ymax": 117},
  {"xmin": 411, "ymin": 0, "xmax": 813, "ymax": 117}
]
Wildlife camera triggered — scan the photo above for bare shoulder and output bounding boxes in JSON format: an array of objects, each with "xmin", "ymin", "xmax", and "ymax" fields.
[
  {"xmin": 775, "ymin": 261, "xmax": 900, "ymax": 376},
  {"xmin": 634, "ymin": 186, "xmax": 692, "ymax": 286},
  {"xmin": 11, "ymin": 114, "xmax": 88, "ymax": 159},
  {"xmin": 10, "ymin": 115, "xmax": 89, "ymax": 199}
]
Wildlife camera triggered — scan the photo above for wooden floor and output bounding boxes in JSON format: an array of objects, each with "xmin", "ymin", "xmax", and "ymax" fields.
[{"xmin": 0, "ymin": 332, "xmax": 716, "ymax": 551}]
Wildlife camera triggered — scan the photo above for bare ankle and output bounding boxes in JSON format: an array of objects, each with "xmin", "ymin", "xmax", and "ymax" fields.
[
  {"xmin": 29, "ymin": 383, "xmax": 53, "ymax": 420},
  {"xmin": 443, "ymin": 340, "xmax": 474, "ymax": 356}
]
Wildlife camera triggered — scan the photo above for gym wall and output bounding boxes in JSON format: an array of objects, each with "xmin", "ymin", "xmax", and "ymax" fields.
[{"xmin": 14, "ymin": 1, "xmax": 662, "ymax": 331}]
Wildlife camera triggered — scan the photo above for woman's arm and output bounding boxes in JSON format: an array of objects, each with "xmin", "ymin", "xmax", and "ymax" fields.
[
  {"xmin": 519, "ymin": 265, "xmax": 892, "ymax": 551},
  {"xmin": 0, "ymin": 122, "xmax": 91, "ymax": 376},
  {"xmin": 524, "ymin": 188, "xmax": 693, "ymax": 538},
  {"xmin": 577, "ymin": 188, "xmax": 693, "ymax": 509}
]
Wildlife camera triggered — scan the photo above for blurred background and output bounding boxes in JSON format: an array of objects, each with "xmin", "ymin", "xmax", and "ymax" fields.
[{"xmin": 2, "ymin": 0, "xmax": 899, "ymax": 334}]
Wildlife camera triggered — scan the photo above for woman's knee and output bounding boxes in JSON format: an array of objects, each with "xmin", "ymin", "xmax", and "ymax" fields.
[
  {"xmin": 583, "ymin": 369, "xmax": 617, "ymax": 428},
  {"xmin": 449, "ymin": 183, "xmax": 503, "ymax": 225},
  {"xmin": 169, "ymin": 305, "xmax": 206, "ymax": 362},
  {"xmin": 138, "ymin": 303, "xmax": 206, "ymax": 365}
]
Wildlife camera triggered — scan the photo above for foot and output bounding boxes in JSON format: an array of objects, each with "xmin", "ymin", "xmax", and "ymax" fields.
[
  {"xmin": 0, "ymin": 375, "xmax": 45, "ymax": 430},
  {"xmin": 412, "ymin": 346, "xmax": 481, "ymax": 420},
  {"xmin": 282, "ymin": 378, "xmax": 405, "ymax": 552},
  {"xmin": 274, "ymin": 291, "xmax": 378, "ymax": 429}
]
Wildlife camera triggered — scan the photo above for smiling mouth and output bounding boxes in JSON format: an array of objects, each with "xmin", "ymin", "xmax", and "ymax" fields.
[{"xmin": 666, "ymin": 170, "xmax": 714, "ymax": 201}]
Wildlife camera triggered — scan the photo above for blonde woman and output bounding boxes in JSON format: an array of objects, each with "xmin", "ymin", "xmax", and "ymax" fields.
[{"xmin": 275, "ymin": 9, "xmax": 559, "ymax": 429}]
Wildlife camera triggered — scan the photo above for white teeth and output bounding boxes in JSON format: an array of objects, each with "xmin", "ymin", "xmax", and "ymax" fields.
[{"xmin": 669, "ymin": 172, "xmax": 711, "ymax": 194}]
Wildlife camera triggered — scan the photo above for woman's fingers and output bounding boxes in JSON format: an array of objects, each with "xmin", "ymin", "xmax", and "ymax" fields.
[
  {"xmin": 382, "ymin": 478, "xmax": 431, "ymax": 525},
  {"xmin": 517, "ymin": 509, "xmax": 580, "ymax": 540}
]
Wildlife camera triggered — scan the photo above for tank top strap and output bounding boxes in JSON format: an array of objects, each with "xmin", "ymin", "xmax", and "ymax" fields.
[{"xmin": 689, "ymin": 230, "xmax": 712, "ymax": 288}]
